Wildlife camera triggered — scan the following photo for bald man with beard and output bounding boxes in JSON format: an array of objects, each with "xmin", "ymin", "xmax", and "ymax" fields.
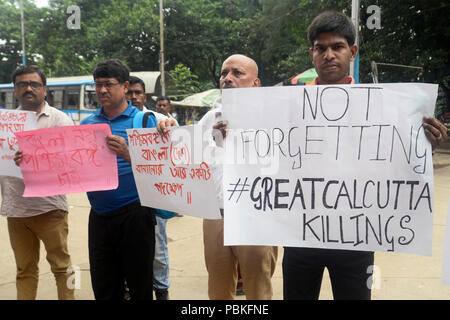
[{"xmin": 158, "ymin": 54, "xmax": 278, "ymax": 300}]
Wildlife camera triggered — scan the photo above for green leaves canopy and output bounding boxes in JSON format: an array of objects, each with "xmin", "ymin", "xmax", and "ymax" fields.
[{"xmin": 0, "ymin": 0, "xmax": 448, "ymax": 110}]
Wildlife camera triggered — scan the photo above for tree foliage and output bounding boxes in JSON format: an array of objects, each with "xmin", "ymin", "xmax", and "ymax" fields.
[
  {"xmin": 0, "ymin": 0, "xmax": 46, "ymax": 82},
  {"xmin": 168, "ymin": 63, "xmax": 200, "ymax": 100},
  {"xmin": 0, "ymin": 0, "xmax": 448, "ymax": 111}
]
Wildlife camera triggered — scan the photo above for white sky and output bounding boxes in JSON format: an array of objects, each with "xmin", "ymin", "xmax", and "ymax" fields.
[{"xmin": 34, "ymin": 0, "xmax": 49, "ymax": 8}]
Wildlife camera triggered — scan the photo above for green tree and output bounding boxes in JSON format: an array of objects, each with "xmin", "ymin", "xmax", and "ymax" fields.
[
  {"xmin": 0, "ymin": 0, "xmax": 45, "ymax": 82},
  {"xmin": 164, "ymin": 0, "xmax": 262, "ymax": 87},
  {"xmin": 2, "ymin": 0, "xmax": 448, "ymax": 113},
  {"xmin": 30, "ymin": 0, "xmax": 115, "ymax": 76},
  {"xmin": 84, "ymin": 0, "xmax": 160, "ymax": 71},
  {"xmin": 167, "ymin": 63, "xmax": 200, "ymax": 100},
  {"xmin": 359, "ymin": 0, "xmax": 450, "ymax": 111}
]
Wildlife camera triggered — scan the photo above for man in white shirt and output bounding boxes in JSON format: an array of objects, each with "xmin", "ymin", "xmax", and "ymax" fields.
[
  {"xmin": 158, "ymin": 54, "xmax": 278, "ymax": 300},
  {"xmin": 1, "ymin": 65, "xmax": 75, "ymax": 300}
]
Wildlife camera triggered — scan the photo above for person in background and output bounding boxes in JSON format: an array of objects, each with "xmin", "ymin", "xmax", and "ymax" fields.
[
  {"xmin": 126, "ymin": 76, "xmax": 169, "ymax": 125},
  {"xmin": 125, "ymin": 75, "xmax": 172, "ymax": 300},
  {"xmin": 126, "ymin": 76, "xmax": 150, "ymax": 112},
  {"xmin": 156, "ymin": 96, "xmax": 179, "ymax": 126}
]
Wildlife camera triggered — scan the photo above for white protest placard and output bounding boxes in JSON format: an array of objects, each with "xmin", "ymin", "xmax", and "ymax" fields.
[
  {"xmin": 127, "ymin": 125, "xmax": 221, "ymax": 219},
  {"xmin": 0, "ymin": 109, "xmax": 37, "ymax": 178},
  {"xmin": 443, "ymin": 199, "xmax": 450, "ymax": 286},
  {"xmin": 16, "ymin": 124, "xmax": 118, "ymax": 196},
  {"xmin": 222, "ymin": 83, "xmax": 437, "ymax": 256}
]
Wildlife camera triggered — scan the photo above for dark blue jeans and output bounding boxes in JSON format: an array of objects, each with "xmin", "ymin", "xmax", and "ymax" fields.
[
  {"xmin": 282, "ymin": 247, "xmax": 374, "ymax": 300},
  {"xmin": 88, "ymin": 202, "xmax": 156, "ymax": 300}
]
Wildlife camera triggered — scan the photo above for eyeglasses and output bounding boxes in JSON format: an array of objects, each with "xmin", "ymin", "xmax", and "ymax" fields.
[
  {"xmin": 94, "ymin": 82, "xmax": 121, "ymax": 90},
  {"xmin": 15, "ymin": 81, "xmax": 44, "ymax": 90}
]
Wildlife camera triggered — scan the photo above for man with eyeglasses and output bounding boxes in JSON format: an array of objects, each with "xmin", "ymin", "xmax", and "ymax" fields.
[
  {"xmin": 81, "ymin": 59, "xmax": 157, "ymax": 300},
  {"xmin": 0, "ymin": 65, "xmax": 75, "ymax": 300}
]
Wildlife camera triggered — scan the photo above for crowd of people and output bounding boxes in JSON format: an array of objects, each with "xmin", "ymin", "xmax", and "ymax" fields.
[{"xmin": 1, "ymin": 11, "xmax": 448, "ymax": 301}]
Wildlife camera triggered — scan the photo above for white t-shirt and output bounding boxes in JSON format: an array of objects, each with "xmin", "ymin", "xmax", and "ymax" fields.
[{"xmin": 142, "ymin": 106, "xmax": 168, "ymax": 122}]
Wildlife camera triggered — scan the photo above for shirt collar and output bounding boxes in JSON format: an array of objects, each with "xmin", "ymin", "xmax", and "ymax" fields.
[
  {"xmin": 95, "ymin": 100, "xmax": 135, "ymax": 119},
  {"xmin": 310, "ymin": 76, "xmax": 355, "ymax": 85},
  {"xmin": 39, "ymin": 101, "xmax": 51, "ymax": 116},
  {"xmin": 18, "ymin": 101, "xmax": 50, "ymax": 117}
]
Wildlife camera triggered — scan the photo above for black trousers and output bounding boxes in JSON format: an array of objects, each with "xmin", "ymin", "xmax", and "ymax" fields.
[
  {"xmin": 88, "ymin": 201, "xmax": 156, "ymax": 300},
  {"xmin": 282, "ymin": 247, "xmax": 374, "ymax": 300}
]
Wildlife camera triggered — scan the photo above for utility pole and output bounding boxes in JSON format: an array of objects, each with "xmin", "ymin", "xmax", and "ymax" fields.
[
  {"xmin": 19, "ymin": 0, "xmax": 26, "ymax": 66},
  {"xmin": 159, "ymin": 0, "xmax": 166, "ymax": 96},
  {"xmin": 350, "ymin": 0, "xmax": 360, "ymax": 83}
]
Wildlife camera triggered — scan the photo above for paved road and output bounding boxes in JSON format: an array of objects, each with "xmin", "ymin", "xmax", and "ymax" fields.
[{"xmin": 0, "ymin": 139, "xmax": 449, "ymax": 300}]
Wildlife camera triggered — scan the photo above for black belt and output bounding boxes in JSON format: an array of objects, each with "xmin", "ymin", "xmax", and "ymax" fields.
[{"xmin": 94, "ymin": 201, "xmax": 141, "ymax": 218}]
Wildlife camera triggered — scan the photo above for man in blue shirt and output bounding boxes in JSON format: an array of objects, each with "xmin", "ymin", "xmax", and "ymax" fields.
[{"xmin": 81, "ymin": 59, "xmax": 156, "ymax": 300}]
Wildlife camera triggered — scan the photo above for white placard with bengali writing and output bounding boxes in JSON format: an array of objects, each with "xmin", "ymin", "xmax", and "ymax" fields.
[
  {"xmin": 222, "ymin": 83, "xmax": 437, "ymax": 256},
  {"xmin": 127, "ymin": 126, "xmax": 221, "ymax": 219},
  {"xmin": 0, "ymin": 109, "xmax": 37, "ymax": 178}
]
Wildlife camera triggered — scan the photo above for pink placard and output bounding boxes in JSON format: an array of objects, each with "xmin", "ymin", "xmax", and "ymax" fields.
[{"xmin": 15, "ymin": 123, "xmax": 118, "ymax": 197}]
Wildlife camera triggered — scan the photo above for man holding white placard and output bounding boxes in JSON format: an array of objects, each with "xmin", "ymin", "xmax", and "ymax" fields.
[
  {"xmin": 200, "ymin": 55, "xmax": 278, "ymax": 300},
  {"xmin": 158, "ymin": 54, "xmax": 278, "ymax": 300},
  {"xmin": 282, "ymin": 11, "xmax": 448, "ymax": 300}
]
